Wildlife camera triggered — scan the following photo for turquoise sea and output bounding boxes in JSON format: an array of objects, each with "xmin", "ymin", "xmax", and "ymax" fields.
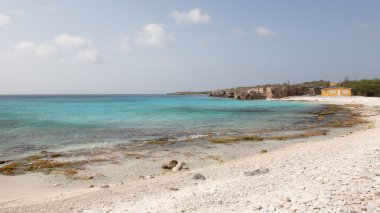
[{"xmin": 0, "ymin": 95, "xmax": 323, "ymax": 157}]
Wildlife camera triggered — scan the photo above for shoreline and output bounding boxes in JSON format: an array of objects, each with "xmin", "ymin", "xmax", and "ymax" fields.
[{"xmin": 1, "ymin": 96, "xmax": 380, "ymax": 212}]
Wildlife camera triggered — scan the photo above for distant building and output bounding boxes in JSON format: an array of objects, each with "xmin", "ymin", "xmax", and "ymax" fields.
[{"xmin": 321, "ymin": 87, "xmax": 352, "ymax": 96}]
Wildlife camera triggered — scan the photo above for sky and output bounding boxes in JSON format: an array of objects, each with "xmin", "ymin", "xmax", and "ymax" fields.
[{"xmin": 0, "ymin": 0, "xmax": 379, "ymax": 94}]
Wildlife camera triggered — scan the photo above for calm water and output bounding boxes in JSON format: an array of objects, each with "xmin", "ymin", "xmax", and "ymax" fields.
[{"xmin": 0, "ymin": 95, "xmax": 322, "ymax": 157}]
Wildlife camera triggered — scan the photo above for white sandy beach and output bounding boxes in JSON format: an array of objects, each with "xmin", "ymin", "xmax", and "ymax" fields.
[{"xmin": 1, "ymin": 96, "xmax": 380, "ymax": 212}]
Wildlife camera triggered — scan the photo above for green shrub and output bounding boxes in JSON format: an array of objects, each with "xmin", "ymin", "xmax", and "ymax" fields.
[{"xmin": 341, "ymin": 79, "xmax": 380, "ymax": 97}]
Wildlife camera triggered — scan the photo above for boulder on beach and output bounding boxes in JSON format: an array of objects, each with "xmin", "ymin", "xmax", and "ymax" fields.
[{"xmin": 162, "ymin": 160, "xmax": 178, "ymax": 169}]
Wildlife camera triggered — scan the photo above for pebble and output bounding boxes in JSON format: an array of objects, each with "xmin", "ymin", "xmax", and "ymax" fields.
[
  {"xmin": 244, "ymin": 167, "xmax": 269, "ymax": 176},
  {"xmin": 278, "ymin": 195, "xmax": 291, "ymax": 202},
  {"xmin": 192, "ymin": 173, "xmax": 206, "ymax": 180}
]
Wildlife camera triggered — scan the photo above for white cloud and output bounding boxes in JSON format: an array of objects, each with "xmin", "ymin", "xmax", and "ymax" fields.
[
  {"xmin": 53, "ymin": 33, "xmax": 90, "ymax": 49},
  {"xmin": 0, "ymin": 14, "xmax": 11, "ymax": 27},
  {"xmin": 255, "ymin": 26, "xmax": 277, "ymax": 37},
  {"xmin": 134, "ymin": 23, "xmax": 175, "ymax": 48},
  {"xmin": 14, "ymin": 41, "xmax": 37, "ymax": 53},
  {"xmin": 34, "ymin": 43, "xmax": 57, "ymax": 57},
  {"xmin": 13, "ymin": 41, "xmax": 57, "ymax": 57},
  {"xmin": 228, "ymin": 28, "xmax": 247, "ymax": 40},
  {"xmin": 7, "ymin": 34, "xmax": 102, "ymax": 63},
  {"xmin": 169, "ymin": 8, "xmax": 211, "ymax": 25},
  {"xmin": 76, "ymin": 49, "xmax": 102, "ymax": 63}
]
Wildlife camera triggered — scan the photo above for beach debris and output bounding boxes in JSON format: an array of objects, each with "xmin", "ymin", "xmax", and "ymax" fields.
[
  {"xmin": 314, "ymin": 110, "xmax": 336, "ymax": 116},
  {"xmin": 192, "ymin": 173, "xmax": 206, "ymax": 180},
  {"xmin": 100, "ymin": 184, "xmax": 110, "ymax": 188},
  {"xmin": 260, "ymin": 149, "xmax": 268, "ymax": 153},
  {"xmin": 53, "ymin": 183, "xmax": 61, "ymax": 187},
  {"xmin": 162, "ymin": 160, "xmax": 178, "ymax": 169},
  {"xmin": 209, "ymin": 135, "xmax": 263, "ymax": 143},
  {"xmin": 244, "ymin": 167, "xmax": 269, "ymax": 176},
  {"xmin": 72, "ymin": 175, "xmax": 94, "ymax": 180},
  {"xmin": 146, "ymin": 175, "xmax": 155, "ymax": 179},
  {"xmin": 168, "ymin": 187, "xmax": 179, "ymax": 191},
  {"xmin": 138, "ymin": 175, "xmax": 145, "ymax": 180},
  {"xmin": 89, "ymin": 185, "xmax": 95, "ymax": 188},
  {"xmin": 252, "ymin": 205, "xmax": 263, "ymax": 211}
]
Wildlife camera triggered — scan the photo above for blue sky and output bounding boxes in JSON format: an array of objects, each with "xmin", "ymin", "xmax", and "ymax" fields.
[{"xmin": 0, "ymin": 0, "xmax": 379, "ymax": 94}]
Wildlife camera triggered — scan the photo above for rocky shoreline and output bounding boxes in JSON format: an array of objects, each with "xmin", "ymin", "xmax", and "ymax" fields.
[
  {"xmin": 169, "ymin": 81, "xmax": 331, "ymax": 100},
  {"xmin": 0, "ymin": 96, "xmax": 379, "ymax": 212}
]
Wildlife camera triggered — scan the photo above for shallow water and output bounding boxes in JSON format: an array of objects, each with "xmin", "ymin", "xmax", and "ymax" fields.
[{"xmin": 0, "ymin": 95, "xmax": 323, "ymax": 157}]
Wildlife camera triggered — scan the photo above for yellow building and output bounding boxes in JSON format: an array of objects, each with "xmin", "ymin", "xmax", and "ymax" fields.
[{"xmin": 321, "ymin": 87, "xmax": 352, "ymax": 96}]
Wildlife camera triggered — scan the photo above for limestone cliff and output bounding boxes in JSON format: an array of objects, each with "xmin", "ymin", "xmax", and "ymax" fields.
[{"xmin": 209, "ymin": 82, "xmax": 328, "ymax": 100}]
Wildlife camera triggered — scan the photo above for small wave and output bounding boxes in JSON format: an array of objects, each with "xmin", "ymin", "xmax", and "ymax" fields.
[
  {"xmin": 169, "ymin": 134, "xmax": 209, "ymax": 142},
  {"xmin": 147, "ymin": 134, "xmax": 209, "ymax": 143},
  {"xmin": 172, "ymin": 106, "xmax": 272, "ymax": 113}
]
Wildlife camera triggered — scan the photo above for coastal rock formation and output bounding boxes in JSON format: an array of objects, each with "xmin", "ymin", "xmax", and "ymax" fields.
[{"xmin": 210, "ymin": 84, "xmax": 322, "ymax": 100}]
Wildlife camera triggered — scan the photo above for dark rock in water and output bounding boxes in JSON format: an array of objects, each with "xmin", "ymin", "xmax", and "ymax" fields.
[
  {"xmin": 244, "ymin": 168, "xmax": 269, "ymax": 176},
  {"xmin": 162, "ymin": 160, "xmax": 178, "ymax": 169},
  {"xmin": 192, "ymin": 173, "xmax": 206, "ymax": 180},
  {"xmin": 0, "ymin": 161, "xmax": 6, "ymax": 165}
]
